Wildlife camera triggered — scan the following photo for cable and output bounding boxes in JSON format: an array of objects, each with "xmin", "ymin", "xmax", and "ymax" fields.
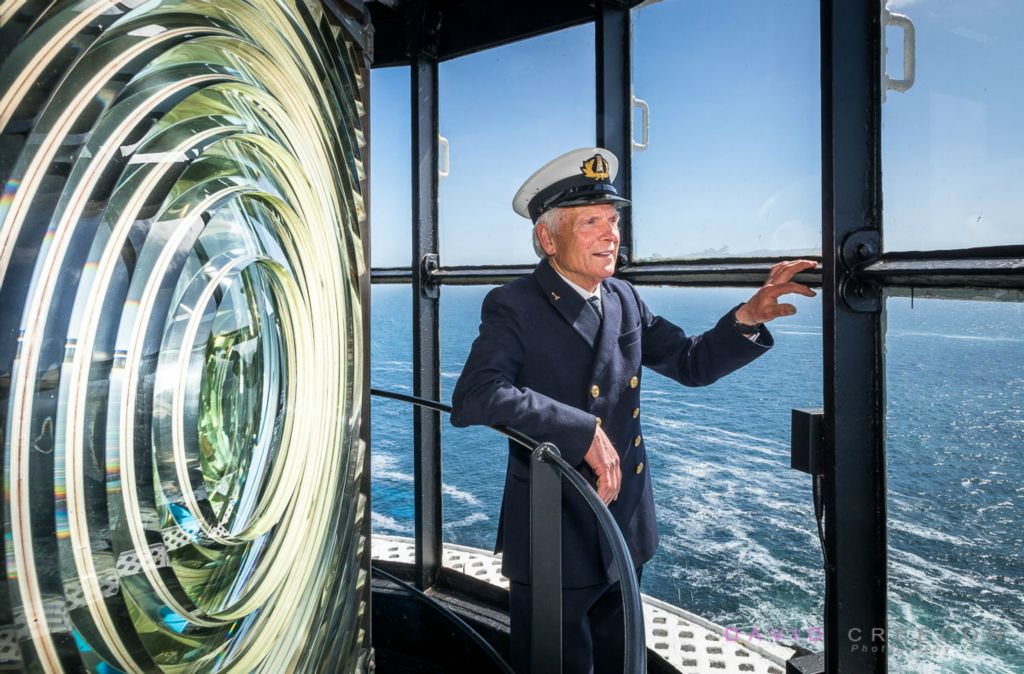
[{"xmin": 812, "ymin": 473, "xmax": 828, "ymax": 567}]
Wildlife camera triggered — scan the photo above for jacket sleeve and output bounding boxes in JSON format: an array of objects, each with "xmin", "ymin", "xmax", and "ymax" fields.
[
  {"xmin": 635, "ymin": 286, "xmax": 774, "ymax": 387},
  {"xmin": 450, "ymin": 287, "xmax": 597, "ymax": 467}
]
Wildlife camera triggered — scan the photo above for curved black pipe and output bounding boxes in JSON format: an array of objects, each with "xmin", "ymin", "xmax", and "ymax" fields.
[
  {"xmin": 370, "ymin": 387, "xmax": 539, "ymax": 451},
  {"xmin": 533, "ymin": 443, "xmax": 646, "ymax": 673},
  {"xmin": 370, "ymin": 387, "xmax": 647, "ymax": 674},
  {"xmin": 371, "ymin": 564, "xmax": 514, "ymax": 674}
]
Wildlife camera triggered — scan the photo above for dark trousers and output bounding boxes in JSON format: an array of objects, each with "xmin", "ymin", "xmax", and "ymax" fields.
[{"xmin": 508, "ymin": 567, "xmax": 643, "ymax": 674}]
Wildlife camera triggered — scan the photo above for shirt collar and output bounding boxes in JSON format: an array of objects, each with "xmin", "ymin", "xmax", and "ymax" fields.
[{"xmin": 551, "ymin": 265, "xmax": 602, "ymax": 305}]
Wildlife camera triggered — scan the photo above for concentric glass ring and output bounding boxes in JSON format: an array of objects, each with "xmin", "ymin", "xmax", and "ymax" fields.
[{"xmin": 0, "ymin": 0, "xmax": 369, "ymax": 671}]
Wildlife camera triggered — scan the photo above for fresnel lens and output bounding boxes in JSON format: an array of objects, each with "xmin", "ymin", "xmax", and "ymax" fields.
[{"xmin": 0, "ymin": 0, "xmax": 369, "ymax": 670}]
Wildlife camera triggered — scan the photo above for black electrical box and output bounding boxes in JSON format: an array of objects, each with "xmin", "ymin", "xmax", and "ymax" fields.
[{"xmin": 791, "ymin": 408, "xmax": 824, "ymax": 475}]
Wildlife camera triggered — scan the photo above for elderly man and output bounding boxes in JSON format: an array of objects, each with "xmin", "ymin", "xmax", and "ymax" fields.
[{"xmin": 450, "ymin": 147, "xmax": 816, "ymax": 673}]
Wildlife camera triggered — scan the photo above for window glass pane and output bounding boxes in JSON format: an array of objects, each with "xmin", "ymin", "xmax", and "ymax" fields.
[
  {"xmin": 439, "ymin": 27, "xmax": 596, "ymax": 266},
  {"xmin": 637, "ymin": 288, "xmax": 823, "ymax": 643},
  {"xmin": 882, "ymin": 2, "xmax": 1024, "ymax": 251},
  {"xmin": 371, "ymin": 285, "xmax": 415, "ymax": 535},
  {"xmin": 370, "ymin": 66, "xmax": 412, "ymax": 268},
  {"xmin": 631, "ymin": 0, "xmax": 821, "ymax": 260},
  {"xmin": 440, "ymin": 283, "xmax": 824, "ymax": 650},
  {"xmin": 442, "ymin": 286, "xmax": 504, "ymax": 550},
  {"xmin": 886, "ymin": 297, "xmax": 1024, "ymax": 671}
]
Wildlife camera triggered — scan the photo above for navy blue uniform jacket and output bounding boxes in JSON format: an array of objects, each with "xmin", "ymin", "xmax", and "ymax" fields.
[{"xmin": 450, "ymin": 258, "xmax": 772, "ymax": 587}]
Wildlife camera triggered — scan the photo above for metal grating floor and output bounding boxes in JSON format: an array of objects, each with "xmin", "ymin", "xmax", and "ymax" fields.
[{"xmin": 371, "ymin": 534, "xmax": 798, "ymax": 674}]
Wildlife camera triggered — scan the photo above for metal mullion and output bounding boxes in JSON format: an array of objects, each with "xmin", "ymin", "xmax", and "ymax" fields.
[
  {"xmin": 596, "ymin": 0, "xmax": 633, "ymax": 262},
  {"xmin": 410, "ymin": 4, "xmax": 443, "ymax": 592},
  {"xmin": 821, "ymin": 1, "xmax": 887, "ymax": 672}
]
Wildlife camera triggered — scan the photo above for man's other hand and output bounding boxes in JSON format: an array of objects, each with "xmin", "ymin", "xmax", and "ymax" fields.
[
  {"xmin": 584, "ymin": 424, "xmax": 620, "ymax": 505},
  {"xmin": 736, "ymin": 259, "xmax": 818, "ymax": 325}
]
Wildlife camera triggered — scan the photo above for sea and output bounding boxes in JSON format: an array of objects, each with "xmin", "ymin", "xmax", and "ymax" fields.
[{"xmin": 369, "ymin": 283, "xmax": 1024, "ymax": 674}]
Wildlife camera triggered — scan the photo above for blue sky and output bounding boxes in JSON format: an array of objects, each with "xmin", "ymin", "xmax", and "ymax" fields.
[{"xmin": 370, "ymin": 0, "xmax": 1023, "ymax": 267}]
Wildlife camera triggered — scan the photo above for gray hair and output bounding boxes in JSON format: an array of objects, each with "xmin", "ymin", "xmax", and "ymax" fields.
[{"xmin": 532, "ymin": 206, "xmax": 566, "ymax": 258}]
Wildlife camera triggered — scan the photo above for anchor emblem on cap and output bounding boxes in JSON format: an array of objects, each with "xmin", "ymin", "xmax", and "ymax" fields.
[{"xmin": 580, "ymin": 154, "xmax": 609, "ymax": 180}]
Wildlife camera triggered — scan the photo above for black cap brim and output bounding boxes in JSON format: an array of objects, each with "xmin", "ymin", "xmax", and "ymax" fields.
[
  {"xmin": 528, "ymin": 178, "xmax": 631, "ymax": 221},
  {"xmin": 553, "ymin": 193, "xmax": 632, "ymax": 210}
]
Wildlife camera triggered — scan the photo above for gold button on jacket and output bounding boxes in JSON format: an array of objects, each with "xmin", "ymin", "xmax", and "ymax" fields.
[
  {"xmin": 635, "ymin": 462, "xmax": 644, "ymax": 475},
  {"xmin": 632, "ymin": 406, "xmax": 640, "ymax": 419},
  {"xmin": 590, "ymin": 384, "xmax": 600, "ymax": 398},
  {"xmin": 629, "ymin": 375, "xmax": 639, "ymax": 389},
  {"xmin": 633, "ymin": 435, "xmax": 641, "ymax": 447}
]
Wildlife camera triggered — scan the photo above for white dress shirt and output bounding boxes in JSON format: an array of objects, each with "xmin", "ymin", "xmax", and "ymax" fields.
[{"xmin": 552, "ymin": 268, "xmax": 602, "ymax": 312}]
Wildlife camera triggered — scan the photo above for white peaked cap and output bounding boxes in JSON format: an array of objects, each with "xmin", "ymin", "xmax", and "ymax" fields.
[{"xmin": 512, "ymin": 147, "xmax": 630, "ymax": 221}]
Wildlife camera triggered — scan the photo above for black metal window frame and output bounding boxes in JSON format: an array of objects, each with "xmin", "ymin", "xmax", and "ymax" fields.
[{"xmin": 365, "ymin": 1, "xmax": 1024, "ymax": 673}]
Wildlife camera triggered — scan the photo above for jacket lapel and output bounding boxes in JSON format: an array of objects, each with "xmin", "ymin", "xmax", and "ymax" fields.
[
  {"xmin": 590, "ymin": 282, "xmax": 621, "ymax": 384},
  {"xmin": 533, "ymin": 258, "xmax": 599, "ymax": 350}
]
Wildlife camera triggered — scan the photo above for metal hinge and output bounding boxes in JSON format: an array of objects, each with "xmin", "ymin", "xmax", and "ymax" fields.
[
  {"xmin": 840, "ymin": 277, "xmax": 882, "ymax": 313},
  {"xmin": 419, "ymin": 253, "xmax": 439, "ymax": 298},
  {"xmin": 839, "ymin": 230, "xmax": 882, "ymax": 313}
]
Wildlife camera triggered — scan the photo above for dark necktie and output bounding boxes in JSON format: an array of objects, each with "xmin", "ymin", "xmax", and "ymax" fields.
[{"xmin": 586, "ymin": 295, "xmax": 602, "ymax": 320}]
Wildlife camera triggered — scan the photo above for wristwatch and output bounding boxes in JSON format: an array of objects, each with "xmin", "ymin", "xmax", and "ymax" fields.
[{"xmin": 732, "ymin": 304, "xmax": 762, "ymax": 335}]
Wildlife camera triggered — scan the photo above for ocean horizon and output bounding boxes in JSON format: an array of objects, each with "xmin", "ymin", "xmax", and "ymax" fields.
[{"xmin": 370, "ymin": 283, "xmax": 1023, "ymax": 674}]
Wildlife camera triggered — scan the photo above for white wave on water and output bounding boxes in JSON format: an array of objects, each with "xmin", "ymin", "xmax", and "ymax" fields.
[
  {"xmin": 649, "ymin": 416, "xmax": 787, "ymax": 448},
  {"xmin": 655, "ymin": 460, "xmax": 820, "ymax": 603},
  {"xmin": 375, "ymin": 469, "xmax": 414, "ymax": 483},
  {"xmin": 641, "ymin": 391, "xmax": 726, "ymax": 413},
  {"xmin": 371, "ymin": 511, "xmax": 411, "ymax": 533},
  {"xmin": 442, "ymin": 483, "xmax": 482, "ymax": 507},
  {"xmin": 889, "ymin": 331, "xmax": 1024, "ymax": 343},
  {"xmin": 887, "ymin": 587, "xmax": 1023, "ymax": 674},
  {"xmin": 890, "ymin": 548, "xmax": 1019, "ymax": 599},
  {"xmin": 888, "ymin": 518, "xmax": 976, "ymax": 548},
  {"xmin": 975, "ymin": 498, "xmax": 1015, "ymax": 515},
  {"xmin": 676, "ymin": 401, "xmax": 729, "ymax": 412},
  {"xmin": 774, "ymin": 330, "xmax": 822, "ymax": 336},
  {"xmin": 443, "ymin": 512, "xmax": 489, "ymax": 530},
  {"xmin": 372, "ymin": 453, "xmax": 414, "ymax": 483},
  {"xmin": 645, "ymin": 417, "xmax": 788, "ymax": 459},
  {"xmin": 646, "ymin": 431, "xmax": 827, "ymax": 634},
  {"xmin": 648, "ymin": 466, "xmax": 1019, "ymax": 672},
  {"xmin": 375, "ymin": 453, "xmax": 486, "ymax": 507},
  {"xmin": 374, "ymin": 359, "xmax": 413, "ymax": 368},
  {"xmin": 774, "ymin": 322, "xmax": 819, "ymax": 330}
]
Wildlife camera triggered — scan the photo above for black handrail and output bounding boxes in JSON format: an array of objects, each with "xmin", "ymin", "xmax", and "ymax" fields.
[
  {"xmin": 370, "ymin": 387, "xmax": 646, "ymax": 674},
  {"xmin": 531, "ymin": 442, "xmax": 646, "ymax": 671},
  {"xmin": 371, "ymin": 388, "xmax": 538, "ymax": 450}
]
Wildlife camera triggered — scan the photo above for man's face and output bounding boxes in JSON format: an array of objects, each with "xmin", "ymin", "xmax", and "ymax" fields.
[{"xmin": 539, "ymin": 204, "xmax": 620, "ymax": 292}]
